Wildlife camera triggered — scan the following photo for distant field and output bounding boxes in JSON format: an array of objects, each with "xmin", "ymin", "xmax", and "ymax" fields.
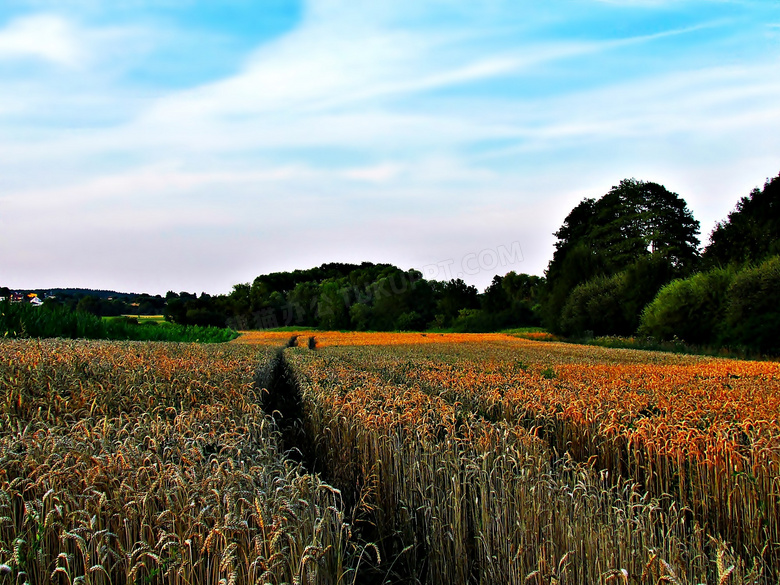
[
  {"xmin": 234, "ymin": 328, "xmax": 560, "ymax": 345},
  {"xmin": 2, "ymin": 333, "xmax": 777, "ymax": 583},
  {"xmin": 232, "ymin": 329, "xmax": 521, "ymax": 347},
  {"xmin": 106, "ymin": 313, "xmax": 167, "ymax": 323},
  {"xmin": 131, "ymin": 313, "xmax": 166, "ymax": 322}
]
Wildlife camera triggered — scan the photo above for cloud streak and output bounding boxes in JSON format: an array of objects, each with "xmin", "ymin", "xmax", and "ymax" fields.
[{"xmin": 1, "ymin": 0, "xmax": 779, "ymax": 293}]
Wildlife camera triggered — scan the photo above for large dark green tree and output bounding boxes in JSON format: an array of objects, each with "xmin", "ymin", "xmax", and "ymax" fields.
[
  {"xmin": 703, "ymin": 172, "xmax": 780, "ymax": 267},
  {"xmin": 544, "ymin": 179, "xmax": 700, "ymax": 333}
]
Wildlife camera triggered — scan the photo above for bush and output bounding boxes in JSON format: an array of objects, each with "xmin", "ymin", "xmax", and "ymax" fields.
[
  {"xmin": 395, "ymin": 310, "xmax": 425, "ymax": 331},
  {"xmin": 451, "ymin": 309, "xmax": 499, "ymax": 333},
  {"xmin": 349, "ymin": 303, "xmax": 372, "ymax": 331},
  {"xmin": 638, "ymin": 268, "xmax": 734, "ymax": 345},
  {"xmin": 559, "ymin": 274, "xmax": 631, "ymax": 337},
  {"xmin": 723, "ymin": 256, "xmax": 780, "ymax": 354},
  {"xmin": 619, "ymin": 253, "xmax": 680, "ymax": 332}
]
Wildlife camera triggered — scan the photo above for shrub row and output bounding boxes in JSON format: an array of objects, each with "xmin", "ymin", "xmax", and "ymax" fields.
[
  {"xmin": 639, "ymin": 257, "xmax": 780, "ymax": 354},
  {"xmin": 0, "ymin": 301, "xmax": 238, "ymax": 343}
]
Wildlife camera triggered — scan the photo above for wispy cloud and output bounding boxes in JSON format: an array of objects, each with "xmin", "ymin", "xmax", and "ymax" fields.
[{"xmin": 1, "ymin": 0, "xmax": 779, "ymax": 293}]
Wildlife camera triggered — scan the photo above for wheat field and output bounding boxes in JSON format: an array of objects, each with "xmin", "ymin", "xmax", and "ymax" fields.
[{"xmin": 2, "ymin": 334, "xmax": 778, "ymax": 584}]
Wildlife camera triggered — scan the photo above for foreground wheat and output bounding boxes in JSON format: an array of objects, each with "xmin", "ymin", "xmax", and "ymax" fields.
[{"xmin": 0, "ymin": 339, "xmax": 353, "ymax": 585}]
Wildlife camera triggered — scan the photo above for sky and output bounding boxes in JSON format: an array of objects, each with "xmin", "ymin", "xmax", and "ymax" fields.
[{"xmin": 1, "ymin": 0, "xmax": 779, "ymax": 295}]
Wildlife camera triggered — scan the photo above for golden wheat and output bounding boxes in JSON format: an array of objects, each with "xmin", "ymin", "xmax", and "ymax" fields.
[{"xmin": 0, "ymin": 339, "xmax": 352, "ymax": 585}]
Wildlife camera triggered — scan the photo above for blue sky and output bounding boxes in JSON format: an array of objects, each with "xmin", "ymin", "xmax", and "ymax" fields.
[{"xmin": 1, "ymin": 0, "xmax": 779, "ymax": 294}]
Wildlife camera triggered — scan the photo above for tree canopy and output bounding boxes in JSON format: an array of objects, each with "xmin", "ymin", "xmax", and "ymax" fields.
[
  {"xmin": 704, "ymin": 173, "xmax": 780, "ymax": 267},
  {"xmin": 544, "ymin": 179, "xmax": 700, "ymax": 333}
]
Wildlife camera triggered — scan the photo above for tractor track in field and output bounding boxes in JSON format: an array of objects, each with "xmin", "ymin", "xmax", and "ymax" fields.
[
  {"xmin": 253, "ymin": 342, "xmax": 317, "ymax": 471},
  {"xmin": 253, "ymin": 337, "xmax": 416, "ymax": 585}
]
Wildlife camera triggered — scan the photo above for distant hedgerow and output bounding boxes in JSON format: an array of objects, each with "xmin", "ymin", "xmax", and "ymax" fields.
[
  {"xmin": 639, "ymin": 267, "xmax": 734, "ymax": 346},
  {"xmin": 1, "ymin": 301, "xmax": 237, "ymax": 343}
]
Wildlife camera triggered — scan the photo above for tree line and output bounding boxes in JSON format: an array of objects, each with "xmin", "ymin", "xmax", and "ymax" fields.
[
  {"xmin": 165, "ymin": 263, "xmax": 544, "ymax": 332},
  {"xmin": 2, "ymin": 269, "xmax": 543, "ymax": 334},
  {"xmin": 168, "ymin": 169, "xmax": 778, "ymax": 352},
  {"xmin": 0, "ymin": 289, "xmax": 168, "ymax": 316},
  {"xmin": 543, "ymin": 172, "xmax": 780, "ymax": 354},
  {"xmin": 5, "ymin": 170, "xmax": 778, "ymax": 353}
]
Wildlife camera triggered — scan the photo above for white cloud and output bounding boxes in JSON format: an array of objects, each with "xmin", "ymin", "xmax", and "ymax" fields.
[
  {"xmin": 0, "ymin": 14, "xmax": 84, "ymax": 66},
  {"xmin": 0, "ymin": 11, "xmax": 166, "ymax": 149}
]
